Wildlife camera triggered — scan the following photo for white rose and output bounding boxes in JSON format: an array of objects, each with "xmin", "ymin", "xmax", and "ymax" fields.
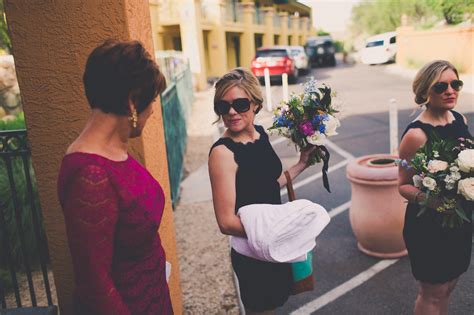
[
  {"xmin": 412, "ymin": 175, "xmax": 423, "ymax": 188},
  {"xmin": 324, "ymin": 114, "xmax": 340, "ymax": 137},
  {"xmin": 457, "ymin": 178, "xmax": 474, "ymax": 201},
  {"xmin": 422, "ymin": 177, "xmax": 437, "ymax": 191},
  {"xmin": 307, "ymin": 131, "xmax": 326, "ymax": 146},
  {"xmin": 457, "ymin": 149, "xmax": 474, "ymax": 173},
  {"xmin": 427, "ymin": 160, "xmax": 449, "ymax": 173}
]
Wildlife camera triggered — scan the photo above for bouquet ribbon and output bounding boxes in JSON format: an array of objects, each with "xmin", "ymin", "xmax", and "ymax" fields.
[{"xmin": 320, "ymin": 145, "xmax": 331, "ymax": 193}]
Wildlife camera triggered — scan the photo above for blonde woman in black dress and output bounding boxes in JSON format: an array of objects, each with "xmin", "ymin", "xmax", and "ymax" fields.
[
  {"xmin": 208, "ymin": 68, "xmax": 316, "ymax": 314},
  {"xmin": 398, "ymin": 60, "xmax": 471, "ymax": 314}
]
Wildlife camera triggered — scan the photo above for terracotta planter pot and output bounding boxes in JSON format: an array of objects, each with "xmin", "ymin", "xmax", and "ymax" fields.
[{"xmin": 346, "ymin": 154, "xmax": 407, "ymax": 258}]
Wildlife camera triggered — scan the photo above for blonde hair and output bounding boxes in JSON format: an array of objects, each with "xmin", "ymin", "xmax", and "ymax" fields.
[
  {"xmin": 412, "ymin": 60, "xmax": 459, "ymax": 106},
  {"xmin": 213, "ymin": 68, "xmax": 264, "ymax": 118}
]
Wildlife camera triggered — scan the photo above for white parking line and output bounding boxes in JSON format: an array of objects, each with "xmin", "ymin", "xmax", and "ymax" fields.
[
  {"xmin": 325, "ymin": 139, "xmax": 355, "ymax": 160},
  {"xmin": 329, "ymin": 201, "xmax": 351, "ymax": 218},
  {"xmin": 281, "ymin": 160, "xmax": 349, "ymax": 196},
  {"xmin": 290, "ymin": 259, "xmax": 399, "ymax": 315}
]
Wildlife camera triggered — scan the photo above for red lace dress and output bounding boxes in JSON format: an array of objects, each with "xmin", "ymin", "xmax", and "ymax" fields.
[{"xmin": 57, "ymin": 152, "xmax": 173, "ymax": 315}]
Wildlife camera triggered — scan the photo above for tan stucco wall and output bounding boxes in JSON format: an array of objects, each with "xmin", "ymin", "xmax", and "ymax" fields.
[
  {"xmin": 397, "ymin": 26, "xmax": 474, "ymax": 74},
  {"xmin": 4, "ymin": 1, "xmax": 183, "ymax": 314}
]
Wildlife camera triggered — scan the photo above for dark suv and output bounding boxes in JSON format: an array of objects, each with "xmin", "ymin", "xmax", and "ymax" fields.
[{"xmin": 305, "ymin": 36, "xmax": 336, "ymax": 67}]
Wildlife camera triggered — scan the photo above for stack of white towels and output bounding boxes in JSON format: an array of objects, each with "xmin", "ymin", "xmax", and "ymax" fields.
[{"xmin": 231, "ymin": 199, "xmax": 330, "ymax": 263}]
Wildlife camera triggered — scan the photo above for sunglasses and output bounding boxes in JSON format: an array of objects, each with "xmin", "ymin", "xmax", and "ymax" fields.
[
  {"xmin": 215, "ymin": 98, "xmax": 251, "ymax": 115},
  {"xmin": 432, "ymin": 80, "xmax": 463, "ymax": 94}
]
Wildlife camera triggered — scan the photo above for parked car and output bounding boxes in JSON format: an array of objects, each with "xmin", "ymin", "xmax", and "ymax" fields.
[
  {"xmin": 289, "ymin": 46, "xmax": 310, "ymax": 74},
  {"xmin": 250, "ymin": 46, "xmax": 298, "ymax": 83},
  {"xmin": 360, "ymin": 31, "xmax": 397, "ymax": 65},
  {"xmin": 305, "ymin": 36, "xmax": 336, "ymax": 67}
]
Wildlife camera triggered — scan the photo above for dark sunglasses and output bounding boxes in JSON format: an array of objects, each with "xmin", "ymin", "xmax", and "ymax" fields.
[
  {"xmin": 432, "ymin": 80, "xmax": 463, "ymax": 94},
  {"xmin": 215, "ymin": 98, "xmax": 251, "ymax": 115}
]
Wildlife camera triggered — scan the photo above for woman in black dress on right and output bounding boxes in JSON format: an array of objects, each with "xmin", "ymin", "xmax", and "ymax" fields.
[{"xmin": 398, "ymin": 60, "xmax": 472, "ymax": 314}]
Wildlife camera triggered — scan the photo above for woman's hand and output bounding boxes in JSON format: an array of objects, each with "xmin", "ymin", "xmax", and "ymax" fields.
[{"xmin": 298, "ymin": 145, "xmax": 318, "ymax": 167}]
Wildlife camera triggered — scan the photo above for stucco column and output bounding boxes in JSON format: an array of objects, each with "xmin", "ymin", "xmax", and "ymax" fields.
[
  {"xmin": 279, "ymin": 12, "xmax": 289, "ymax": 46},
  {"xmin": 4, "ymin": 1, "xmax": 183, "ymax": 314},
  {"xmin": 240, "ymin": 0, "xmax": 256, "ymax": 69},
  {"xmin": 208, "ymin": 0, "xmax": 228, "ymax": 77},
  {"xmin": 300, "ymin": 17, "xmax": 309, "ymax": 45},
  {"xmin": 179, "ymin": 0, "xmax": 208, "ymax": 90},
  {"xmin": 149, "ymin": 0, "xmax": 165, "ymax": 51},
  {"xmin": 291, "ymin": 15, "xmax": 300, "ymax": 46},
  {"xmin": 262, "ymin": 7, "xmax": 275, "ymax": 47}
]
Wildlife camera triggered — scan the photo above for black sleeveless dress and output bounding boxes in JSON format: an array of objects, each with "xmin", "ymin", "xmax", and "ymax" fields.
[
  {"xmin": 209, "ymin": 125, "xmax": 292, "ymax": 311},
  {"xmin": 401, "ymin": 110, "xmax": 472, "ymax": 284}
]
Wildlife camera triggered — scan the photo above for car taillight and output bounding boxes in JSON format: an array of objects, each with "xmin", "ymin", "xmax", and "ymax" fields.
[{"xmin": 285, "ymin": 57, "xmax": 292, "ymax": 66}]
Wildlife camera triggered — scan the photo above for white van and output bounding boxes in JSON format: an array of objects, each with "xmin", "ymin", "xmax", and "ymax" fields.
[{"xmin": 360, "ymin": 31, "xmax": 397, "ymax": 65}]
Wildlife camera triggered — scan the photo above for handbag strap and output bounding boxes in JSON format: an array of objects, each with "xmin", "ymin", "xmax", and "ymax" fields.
[{"xmin": 284, "ymin": 170, "xmax": 296, "ymax": 201}]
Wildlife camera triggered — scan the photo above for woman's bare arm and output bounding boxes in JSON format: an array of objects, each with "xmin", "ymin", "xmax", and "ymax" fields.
[{"xmin": 208, "ymin": 145, "xmax": 246, "ymax": 237}]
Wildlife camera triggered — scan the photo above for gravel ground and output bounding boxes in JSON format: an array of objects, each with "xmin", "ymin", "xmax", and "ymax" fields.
[{"xmin": 174, "ymin": 88, "xmax": 240, "ymax": 314}]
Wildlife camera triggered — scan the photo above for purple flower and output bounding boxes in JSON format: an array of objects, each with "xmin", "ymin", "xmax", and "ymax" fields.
[{"xmin": 299, "ymin": 121, "xmax": 315, "ymax": 136}]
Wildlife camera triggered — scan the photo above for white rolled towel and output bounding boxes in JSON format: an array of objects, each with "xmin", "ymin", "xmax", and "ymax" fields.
[{"xmin": 231, "ymin": 199, "xmax": 330, "ymax": 263}]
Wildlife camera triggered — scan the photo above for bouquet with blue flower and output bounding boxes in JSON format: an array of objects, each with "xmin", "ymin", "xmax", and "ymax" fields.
[{"xmin": 268, "ymin": 79, "xmax": 340, "ymax": 192}]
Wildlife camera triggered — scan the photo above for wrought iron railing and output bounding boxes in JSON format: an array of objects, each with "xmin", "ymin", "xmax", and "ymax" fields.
[{"xmin": 0, "ymin": 130, "xmax": 54, "ymax": 309}]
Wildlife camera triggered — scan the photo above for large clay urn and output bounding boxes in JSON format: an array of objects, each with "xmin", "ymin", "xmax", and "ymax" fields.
[{"xmin": 346, "ymin": 154, "xmax": 407, "ymax": 258}]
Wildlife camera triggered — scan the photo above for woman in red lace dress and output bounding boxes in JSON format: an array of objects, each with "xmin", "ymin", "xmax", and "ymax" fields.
[{"xmin": 57, "ymin": 40, "xmax": 173, "ymax": 314}]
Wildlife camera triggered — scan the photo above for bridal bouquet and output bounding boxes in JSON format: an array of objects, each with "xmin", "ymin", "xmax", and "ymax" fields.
[
  {"xmin": 268, "ymin": 79, "xmax": 340, "ymax": 192},
  {"xmin": 398, "ymin": 133, "xmax": 473, "ymax": 228}
]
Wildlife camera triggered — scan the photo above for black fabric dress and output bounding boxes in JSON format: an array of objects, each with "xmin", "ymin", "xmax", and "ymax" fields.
[
  {"xmin": 209, "ymin": 125, "xmax": 292, "ymax": 311},
  {"xmin": 401, "ymin": 110, "xmax": 472, "ymax": 284}
]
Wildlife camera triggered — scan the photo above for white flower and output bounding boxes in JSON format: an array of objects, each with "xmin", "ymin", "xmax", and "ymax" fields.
[
  {"xmin": 457, "ymin": 178, "xmax": 474, "ymax": 201},
  {"xmin": 433, "ymin": 151, "xmax": 440, "ymax": 158},
  {"xmin": 450, "ymin": 165, "xmax": 459, "ymax": 173},
  {"xmin": 412, "ymin": 175, "xmax": 423, "ymax": 188},
  {"xmin": 427, "ymin": 160, "xmax": 449, "ymax": 173},
  {"xmin": 444, "ymin": 175, "xmax": 457, "ymax": 190},
  {"xmin": 324, "ymin": 114, "xmax": 340, "ymax": 137},
  {"xmin": 456, "ymin": 149, "xmax": 474, "ymax": 173},
  {"xmin": 307, "ymin": 131, "xmax": 326, "ymax": 145},
  {"xmin": 422, "ymin": 177, "xmax": 437, "ymax": 191}
]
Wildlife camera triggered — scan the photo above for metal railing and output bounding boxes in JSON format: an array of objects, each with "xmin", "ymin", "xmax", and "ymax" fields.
[
  {"xmin": 0, "ymin": 130, "xmax": 54, "ymax": 309},
  {"xmin": 159, "ymin": 65, "xmax": 194, "ymax": 208}
]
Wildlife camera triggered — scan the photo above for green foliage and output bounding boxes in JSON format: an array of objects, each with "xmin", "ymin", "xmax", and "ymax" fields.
[
  {"xmin": 427, "ymin": 0, "xmax": 474, "ymax": 24},
  {"xmin": 316, "ymin": 29, "xmax": 330, "ymax": 36},
  {"xmin": 0, "ymin": 1, "xmax": 11, "ymax": 53},
  {"xmin": 333, "ymin": 40, "xmax": 345, "ymax": 53},
  {"xmin": 0, "ymin": 112, "xmax": 26, "ymax": 130},
  {"xmin": 0, "ymin": 268, "xmax": 13, "ymax": 291},
  {"xmin": 351, "ymin": 0, "xmax": 472, "ymax": 36},
  {"xmin": 0, "ymin": 153, "xmax": 48, "ymax": 269}
]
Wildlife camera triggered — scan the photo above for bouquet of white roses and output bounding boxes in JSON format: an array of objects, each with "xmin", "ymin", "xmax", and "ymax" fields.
[
  {"xmin": 398, "ymin": 133, "xmax": 473, "ymax": 228},
  {"xmin": 268, "ymin": 79, "xmax": 340, "ymax": 192}
]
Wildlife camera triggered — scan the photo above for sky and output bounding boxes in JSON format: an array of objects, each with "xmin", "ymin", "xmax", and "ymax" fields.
[{"xmin": 299, "ymin": 0, "xmax": 362, "ymax": 39}]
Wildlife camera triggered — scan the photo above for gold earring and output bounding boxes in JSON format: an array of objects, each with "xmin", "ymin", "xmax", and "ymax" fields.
[{"xmin": 129, "ymin": 109, "xmax": 138, "ymax": 128}]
